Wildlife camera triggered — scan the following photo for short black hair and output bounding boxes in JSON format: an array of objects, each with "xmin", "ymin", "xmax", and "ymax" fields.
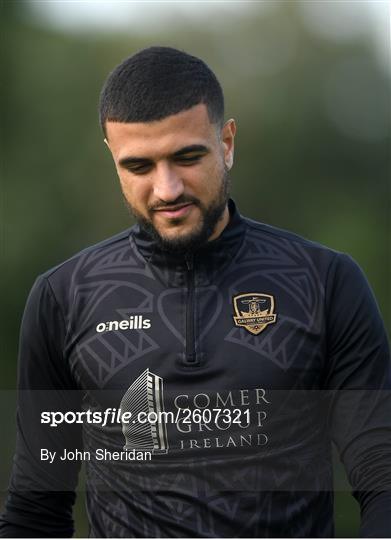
[{"xmin": 99, "ymin": 46, "xmax": 224, "ymax": 136}]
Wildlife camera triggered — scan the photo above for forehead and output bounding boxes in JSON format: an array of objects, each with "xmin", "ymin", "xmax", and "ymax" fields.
[{"xmin": 105, "ymin": 104, "xmax": 219, "ymax": 160}]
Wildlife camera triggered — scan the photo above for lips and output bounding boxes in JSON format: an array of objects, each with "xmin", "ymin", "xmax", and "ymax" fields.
[{"xmin": 154, "ymin": 203, "xmax": 194, "ymax": 219}]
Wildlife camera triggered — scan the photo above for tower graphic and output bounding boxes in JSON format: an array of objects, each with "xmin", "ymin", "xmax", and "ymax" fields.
[{"xmin": 120, "ymin": 368, "xmax": 169, "ymax": 454}]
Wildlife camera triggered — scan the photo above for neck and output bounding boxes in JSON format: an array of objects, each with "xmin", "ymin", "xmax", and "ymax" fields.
[{"xmin": 208, "ymin": 204, "xmax": 230, "ymax": 242}]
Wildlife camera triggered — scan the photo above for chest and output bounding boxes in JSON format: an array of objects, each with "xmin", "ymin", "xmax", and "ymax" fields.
[
  {"xmin": 65, "ymin": 262, "xmax": 328, "ymax": 460},
  {"xmin": 66, "ymin": 259, "xmax": 325, "ymax": 394}
]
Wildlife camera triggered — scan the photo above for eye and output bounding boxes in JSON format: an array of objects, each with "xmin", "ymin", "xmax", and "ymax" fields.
[
  {"xmin": 175, "ymin": 154, "xmax": 203, "ymax": 165},
  {"xmin": 125, "ymin": 163, "xmax": 153, "ymax": 175}
]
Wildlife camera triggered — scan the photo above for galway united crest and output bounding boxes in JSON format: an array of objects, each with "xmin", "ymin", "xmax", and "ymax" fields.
[{"xmin": 233, "ymin": 293, "xmax": 277, "ymax": 335}]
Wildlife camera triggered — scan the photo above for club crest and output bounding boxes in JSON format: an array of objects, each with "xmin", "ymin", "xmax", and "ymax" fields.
[{"xmin": 232, "ymin": 293, "xmax": 277, "ymax": 335}]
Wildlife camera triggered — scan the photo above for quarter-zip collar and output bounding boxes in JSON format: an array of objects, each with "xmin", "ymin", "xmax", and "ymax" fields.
[{"xmin": 131, "ymin": 198, "xmax": 246, "ymax": 286}]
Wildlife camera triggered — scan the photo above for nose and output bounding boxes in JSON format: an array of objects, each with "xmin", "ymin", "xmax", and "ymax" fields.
[{"xmin": 153, "ymin": 163, "xmax": 184, "ymax": 203}]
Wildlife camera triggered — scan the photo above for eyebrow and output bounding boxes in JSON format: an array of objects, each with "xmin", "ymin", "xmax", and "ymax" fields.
[
  {"xmin": 173, "ymin": 144, "xmax": 209, "ymax": 157},
  {"xmin": 118, "ymin": 144, "xmax": 210, "ymax": 168}
]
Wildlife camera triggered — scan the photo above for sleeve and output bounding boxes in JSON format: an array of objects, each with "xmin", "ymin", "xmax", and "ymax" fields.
[
  {"xmin": 0, "ymin": 275, "xmax": 83, "ymax": 538},
  {"xmin": 323, "ymin": 253, "xmax": 391, "ymax": 538}
]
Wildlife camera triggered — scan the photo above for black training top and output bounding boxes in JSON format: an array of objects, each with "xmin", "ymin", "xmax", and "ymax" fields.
[{"xmin": 1, "ymin": 199, "xmax": 390, "ymax": 537}]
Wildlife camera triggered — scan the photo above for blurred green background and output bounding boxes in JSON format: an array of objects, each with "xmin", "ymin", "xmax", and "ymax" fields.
[{"xmin": 1, "ymin": 0, "xmax": 390, "ymax": 537}]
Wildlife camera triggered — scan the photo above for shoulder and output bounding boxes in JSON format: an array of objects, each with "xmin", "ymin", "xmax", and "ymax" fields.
[
  {"xmin": 241, "ymin": 214, "xmax": 343, "ymax": 262},
  {"xmin": 29, "ymin": 228, "xmax": 137, "ymax": 310},
  {"xmin": 29, "ymin": 227, "xmax": 137, "ymax": 318},
  {"xmin": 239, "ymin": 214, "xmax": 358, "ymax": 285},
  {"xmin": 243, "ymin": 215, "xmax": 335, "ymax": 254},
  {"xmin": 40, "ymin": 228, "xmax": 133, "ymax": 282}
]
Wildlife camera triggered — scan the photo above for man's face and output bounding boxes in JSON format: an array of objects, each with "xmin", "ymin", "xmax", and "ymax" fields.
[{"xmin": 105, "ymin": 104, "xmax": 236, "ymax": 253}]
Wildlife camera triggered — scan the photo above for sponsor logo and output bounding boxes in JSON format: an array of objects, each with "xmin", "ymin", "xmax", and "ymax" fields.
[
  {"xmin": 120, "ymin": 369, "xmax": 271, "ymax": 455},
  {"xmin": 120, "ymin": 369, "xmax": 169, "ymax": 454},
  {"xmin": 232, "ymin": 293, "xmax": 277, "ymax": 335},
  {"xmin": 96, "ymin": 316, "xmax": 151, "ymax": 333}
]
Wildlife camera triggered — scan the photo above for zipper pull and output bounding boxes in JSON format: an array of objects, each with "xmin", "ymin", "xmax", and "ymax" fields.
[{"xmin": 185, "ymin": 253, "xmax": 194, "ymax": 271}]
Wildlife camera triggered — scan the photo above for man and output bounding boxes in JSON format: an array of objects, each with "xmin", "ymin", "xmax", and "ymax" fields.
[{"xmin": 1, "ymin": 46, "xmax": 390, "ymax": 538}]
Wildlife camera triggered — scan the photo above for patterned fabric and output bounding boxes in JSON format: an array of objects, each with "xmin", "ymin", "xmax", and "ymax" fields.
[{"xmin": 1, "ymin": 199, "xmax": 390, "ymax": 537}]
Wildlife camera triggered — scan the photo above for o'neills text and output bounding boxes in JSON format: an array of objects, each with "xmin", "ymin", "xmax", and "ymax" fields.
[{"xmin": 96, "ymin": 316, "xmax": 151, "ymax": 333}]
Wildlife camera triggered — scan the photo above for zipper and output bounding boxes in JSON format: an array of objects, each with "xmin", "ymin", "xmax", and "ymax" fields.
[{"xmin": 184, "ymin": 253, "xmax": 197, "ymax": 365}]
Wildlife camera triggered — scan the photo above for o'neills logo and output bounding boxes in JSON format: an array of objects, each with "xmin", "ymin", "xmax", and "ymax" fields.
[
  {"xmin": 233, "ymin": 293, "xmax": 277, "ymax": 335},
  {"xmin": 96, "ymin": 316, "xmax": 151, "ymax": 333}
]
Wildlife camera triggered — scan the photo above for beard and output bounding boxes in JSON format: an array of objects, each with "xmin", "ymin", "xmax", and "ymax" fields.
[{"xmin": 124, "ymin": 168, "xmax": 230, "ymax": 254}]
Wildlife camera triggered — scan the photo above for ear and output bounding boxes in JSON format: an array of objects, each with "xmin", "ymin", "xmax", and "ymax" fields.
[
  {"xmin": 220, "ymin": 119, "xmax": 236, "ymax": 170},
  {"xmin": 103, "ymin": 137, "xmax": 121, "ymax": 176}
]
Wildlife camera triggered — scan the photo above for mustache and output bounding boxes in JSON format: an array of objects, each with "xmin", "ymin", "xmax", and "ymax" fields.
[{"xmin": 149, "ymin": 196, "xmax": 200, "ymax": 212}]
